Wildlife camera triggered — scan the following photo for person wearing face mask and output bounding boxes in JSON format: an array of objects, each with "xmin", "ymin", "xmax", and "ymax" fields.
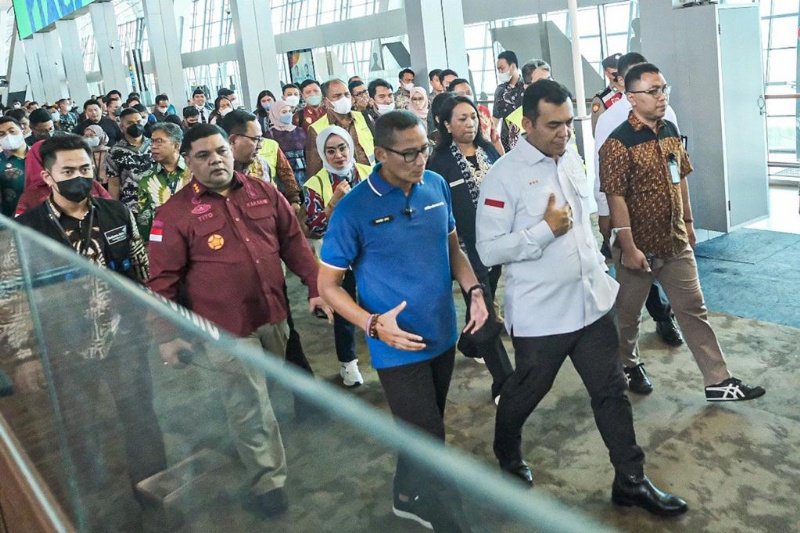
[
  {"xmin": 366, "ymin": 78, "xmax": 395, "ymax": 124},
  {"xmin": 57, "ymin": 98, "xmax": 79, "ymax": 134},
  {"xmin": 149, "ymin": 94, "xmax": 174, "ymax": 123},
  {"xmin": 493, "ymin": 50, "xmax": 524, "ymax": 152},
  {"xmin": 427, "ymin": 96, "xmax": 512, "ymax": 404},
  {"xmin": 407, "ymin": 87, "xmax": 429, "ymax": 133},
  {"xmin": 105, "ymin": 108, "xmax": 155, "ymax": 216},
  {"xmin": 83, "ymin": 125, "xmax": 110, "ymax": 185},
  {"xmin": 393, "ymin": 68, "xmax": 416, "ymax": 110},
  {"xmin": 304, "ymin": 126, "xmax": 371, "ymax": 387},
  {"xmin": 182, "ymin": 88, "xmax": 213, "ymax": 124},
  {"xmin": 254, "ymin": 90, "xmax": 276, "ymax": 138},
  {"xmin": 208, "ymin": 96, "xmax": 234, "ymax": 125},
  {"xmin": 304, "ymin": 78, "xmax": 374, "ymax": 178},
  {"xmin": 25, "ymin": 108, "xmax": 56, "ymax": 147},
  {"xmin": 15, "ymin": 135, "xmax": 167, "ymax": 532},
  {"xmin": 0, "ymin": 117, "xmax": 29, "ymax": 217},
  {"xmin": 76, "ymin": 99, "xmax": 122, "ymax": 147},
  {"xmin": 449, "ymin": 78, "xmax": 504, "ymax": 156},
  {"xmin": 293, "ymin": 79, "xmax": 326, "ymax": 132},
  {"xmin": 270, "ymin": 100, "xmax": 308, "ymax": 186}
]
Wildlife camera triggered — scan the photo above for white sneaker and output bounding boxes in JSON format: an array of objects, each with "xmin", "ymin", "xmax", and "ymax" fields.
[{"xmin": 340, "ymin": 361, "xmax": 364, "ymax": 387}]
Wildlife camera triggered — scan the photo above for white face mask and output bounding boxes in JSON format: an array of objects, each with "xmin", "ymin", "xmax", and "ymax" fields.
[
  {"xmin": 376, "ymin": 103, "xmax": 394, "ymax": 116},
  {"xmin": 158, "ymin": 107, "xmax": 168, "ymax": 113},
  {"xmin": 285, "ymin": 95, "xmax": 300, "ymax": 107},
  {"xmin": 330, "ymin": 97, "xmax": 352, "ymax": 115},
  {"xmin": 139, "ymin": 118, "xmax": 148, "ymax": 126},
  {"xmin": 85, "ymin": 137, "xmax": 101, "ymax": 148},
  {"xmin": 219, "ymin": 107, "xmax": 232, "ymax": 117},
  {"xmin": 0, "ymin": 133, "xmax": 25, "ymax": 151},
  {"xmin": 497, "ymin": 70, "xmax": 512, "ymax": 83},
  {"xmin": 402, "ymin": 82, "xmax": 414, "ymax": 92}
]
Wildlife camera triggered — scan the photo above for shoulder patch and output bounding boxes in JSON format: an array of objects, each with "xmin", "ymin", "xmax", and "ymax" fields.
[{"xmin": 592, "ymin": 103, "xmax": 601, "ymax": 113}]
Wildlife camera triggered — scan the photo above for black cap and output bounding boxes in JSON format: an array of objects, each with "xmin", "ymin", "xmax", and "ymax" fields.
[{"xmin": 602, "ymin": 53, "xmax": 622, "ymax": 70}]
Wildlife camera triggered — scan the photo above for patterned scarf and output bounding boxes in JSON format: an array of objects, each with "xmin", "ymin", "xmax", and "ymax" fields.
[{"xmin": 449, "ymin": 141, "xmax": 492, "ymax": 208}]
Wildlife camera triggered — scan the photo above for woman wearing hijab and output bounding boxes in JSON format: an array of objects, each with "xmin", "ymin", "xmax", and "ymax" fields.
[
  {"xmin": 83, "ymin": 125, "xmax": 110, "ymax": 185},
  {"xmin": 270, "ymin": 100, "xmax": 308, "ymax": 186},
  {"xmin": 426, "ymin": 95, "xmax": 512, "ymax": 404},
  {"xmin": 304, "ymin": 125, "xmax": 372, "ymax": 388},
  {"xmin": 408, "ymin": 87, "xmax": 429, "ymax": 132}
]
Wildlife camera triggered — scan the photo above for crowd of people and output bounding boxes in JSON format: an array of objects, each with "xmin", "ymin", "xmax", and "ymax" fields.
[{"xmin": 0, "ymin": 50, "xmax": 767, "ymax": 531}]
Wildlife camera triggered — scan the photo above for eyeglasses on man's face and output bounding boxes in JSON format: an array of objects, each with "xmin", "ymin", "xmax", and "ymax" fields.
[
  {"xmin": 629, "ymin": 85, "xmax": 671, "ymax": 98},
  {"xmin": 383, "ymin": 144, "xmax": 431, "ymax": 163}
]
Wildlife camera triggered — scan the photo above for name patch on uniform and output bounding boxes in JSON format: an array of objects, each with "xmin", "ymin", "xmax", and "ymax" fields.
[
  {"xmin": 371, "ymin": 215, "xmax": 394, "ymax": 225},
  {"xmin": 103, "ymin": 225, "xmax": 128, "ymax": 245},
  {"xmin": 484, "ymin": 198, "xmax": 505, "ymax": 209},
  {"xmin": 424, "ymin": 201, "xmax": 445, "ymax": 211},
  {"xmin": 197, "ymin": 213, "xmax": 214, "ymax": 222},
  {"xmin": 449, "ymin": 179, "xmax": 465, "ymax": 188},
  {"xmin": 246, "ymin": 198, "xmax": 269, "ymax": 208},
  {"xmin": 192, "ymin": 204, "xmax": 211, "ymax": 215}
]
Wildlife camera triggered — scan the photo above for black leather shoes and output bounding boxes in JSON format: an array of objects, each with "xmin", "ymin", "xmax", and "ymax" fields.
[
  {"xmin": 656, "ymin": 318, "xmax": 684, "ymax": 346},
  {"xmin": 257, "ymin": 487, "xmax": 289, "ymax": 517},
  {"xmin": 612, "ymin": 473, "xmax": 688, "ymax": 517},
  {"xmin": 502, "ymin": 461, "xmax": 534, "ymax": 487},
  {"xmin": 624, "ymin": 363, "xmax": 653, "ymax": 394}
]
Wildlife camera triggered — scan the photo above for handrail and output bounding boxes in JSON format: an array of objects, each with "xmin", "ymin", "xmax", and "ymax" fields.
[{"xmin": 764, "ymin": 94, "xmax": 800, "ymax": 100}]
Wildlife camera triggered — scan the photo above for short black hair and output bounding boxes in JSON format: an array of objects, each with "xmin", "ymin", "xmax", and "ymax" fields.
[
  {"xmin": 155, "ymin": 94, "xmax": 169, "ymax": 105},
  {"xmin": 348, "ymin": 80, "xmax": 365, "ymax": 94},
  {"xmin": 399, "ymin": 68, "xmax": 415, "ymax": 80},
  {"xmin": 320, "ymin": 79, "xmax": 346, "ymax": 98},
  {"xmin": 521, "ymin": 60, "xmax": 551, "ymax": 85},
  {"xmin": 106, "ymin": 90, "xmax": 122, "ymax": 100},
  {"xmin": 40, "ymin": 134, "xmax": 92, "ymax": 171},
  {"xmin": 299, "ymin": 79, "xmax": 321, "ymax": 93},
  {"xmin": 128, "ymin": 92, "xmax": 141, "ymax": 100},
  {"xmin": 439, "ymin": 69, "xmax": 458, "ymax": 81},
  {"xmin": 29, "ymin": 108, "xmax": 53, "ymax": 125},
  {"xmin": 125, "ymin": 97, "xmax": 141, "ymax": 107},
  {"xmin": 218, "ymin": 88, "xmax": 234, "ymax": 98},
  {"xmin": 522, "ymin": 79, "xmax": 572, "ymax": 124},
  {"xmin": 180, "ymin": 123, "xmax": 228, "ymax": 154},
  {"xmin": 624, "ymin": 63, "xmax": 661, "ymax": 92},
  {"xmin": 374, "ymin": 110, "xmax": 423, "ymax": 148},
  {"xmin": 282, "ymin": 83, "xmax": 299, "ymax": 94},
  {"xmin": 0, "ymin": 116, "xmax": 21, "ymax": 129},
  {"xmin": 368, "ymin": 78, "xmax": 393, "ymax": 99},
  {"xmin": 120, "ymin": 108, "xmax": 140, "ymax": 120},
  {"xmin": 83, "ymin": 99, "xmax": 102, "ymax": 111},
  {"xmin": 56, "ymin": 98, "xmax": 70, "ymax": 106},
  {"xmin": 616, "ymin": 52, "xmax": 647, "ymax": 80},
  {"xmin": 219, "ymin": 109, "xmax": 257, "ymax": 136},
  {"xmin": 132, "ymin": 104, "xmax": 148, "ymax": 114},
  {"xmin": 497, "ymin": 50, "xmax": 518, "ymax": 67},
  {"xmin": 428, "ymin": 69, "xmax": 442, "ymax": 81},
  {"xmin": 435, "ymin": 95, "xmax": 489, "ymax": 151},
  {"xmin": 446, "ymin": 78, "xmax": 470, "ymax": 92},
  {"xmin": 183, "ymin": 106, "xmax": 200, "ymax": 119},
  {"xmin": 5, "ymin": 109, "xmax": 26, "ymax": 123},
  {"xmin": 192, "ymin": 88, "xmax": 206, "ymax": 97}
]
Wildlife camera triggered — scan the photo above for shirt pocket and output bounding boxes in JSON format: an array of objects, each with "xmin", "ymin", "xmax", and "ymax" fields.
[{"xmin": 522, "ymin": 184, "xmax": 556, "ymax": 221}]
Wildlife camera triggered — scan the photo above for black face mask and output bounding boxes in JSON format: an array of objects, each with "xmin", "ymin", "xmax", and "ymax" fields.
[
  {"xmin": 126, "ymin": 123, "xmax": 144, "ymax": 138},
  {"xmin": 56, "ymin": 177, "xmax": 94, "ymax": 202}
]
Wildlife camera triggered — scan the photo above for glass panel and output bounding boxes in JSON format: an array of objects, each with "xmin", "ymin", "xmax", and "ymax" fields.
[
  {"xmin": 766, "ymin": 48, "xmax": 797, "ymax": 83},
  {"xmin": 607, "ymin": 35, "xmax": 628, "ymax": 57},
  {"xmin": 767, "ymin": 115, "xmax": 797, "ymax": 152},
  {"xmin": 576, "ymin": 7, "xmax": 601, "ymax": 36},
  {"xmin": 0, "ymin": 217, "xmax": 607, "ymax": 532},
  {"xmin": 604, "ymin": 3, "xmax": 632, "ymax": 34},
  {"xmin": 770, "ymin": 16, "xmax": 799, "ymax": 49},
  {"xmin": 770, "ymin": 0, "xmax": 800, "ymax": 16}
]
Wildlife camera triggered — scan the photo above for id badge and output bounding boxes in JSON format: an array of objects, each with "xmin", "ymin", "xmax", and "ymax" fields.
[{"xmin": 668, "ymin": 160, "xmax": 681, "ymax": 185}]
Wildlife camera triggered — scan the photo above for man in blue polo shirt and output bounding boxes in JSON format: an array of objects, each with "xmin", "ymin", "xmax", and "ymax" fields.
[{"xmin": 318, "ymin": 110, "xmax": 488, "ymax": 531}]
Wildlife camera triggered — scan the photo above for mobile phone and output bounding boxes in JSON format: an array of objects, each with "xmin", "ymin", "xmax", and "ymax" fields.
[{"xmin": 313, "ymin": 307, "xmax": 329, "ymax": 319}]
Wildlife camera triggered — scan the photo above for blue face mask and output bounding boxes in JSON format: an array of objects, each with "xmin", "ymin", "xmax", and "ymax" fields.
[
  {"xmin": 279, "ymin": 114, "xmax": 293, "ymax": 125},
  {"xmin": 262, "ymin": 102, "xmax": 272, "ymax": 111},
  {"xmin": 305, "ymin": 94, "xmax": 323, "ymax": 107}
]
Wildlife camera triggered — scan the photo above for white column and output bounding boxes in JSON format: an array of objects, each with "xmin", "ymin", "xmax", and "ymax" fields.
[
  {"xmin": 22, "ymin": 38, "xmax": 47, "ymax": 102},
  {"xmin": 404, "ymin": 0, "xmax": 468, "ymax": 91},
  {"xmin": 90, "ymin": 1, "xmax": 130, "ymax": 94},
  {"xmin": 229, "ymin": 0, "xmax": 281, "ymax": 107},
  {"xmin": 567, "ymin": 0, "xmax": 587, "ymax": 117},
  {"xmin": 141, "ymin": 0, "xmax": 187, "ymax": 103},
  {"xmin": 39, "ymin": 31, "xmax": 67, "ymax": 102},
  {"xmin": 56, "ymin": 19, "xmax": 91, "ymax": 105},
  {"xmin": 6, "ymin": 33, "xmax": 32, "ymax": 99}
]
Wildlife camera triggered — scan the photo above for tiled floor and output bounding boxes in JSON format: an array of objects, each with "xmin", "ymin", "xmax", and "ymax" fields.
[{"xmin": 747, "ymin": 185, "xmax": 800, "ymax": 235}]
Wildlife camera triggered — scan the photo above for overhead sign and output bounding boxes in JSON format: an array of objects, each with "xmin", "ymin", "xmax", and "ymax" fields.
[{"xmin": 12, "ymin": 0, "xmax": 97, "ymax": 40}]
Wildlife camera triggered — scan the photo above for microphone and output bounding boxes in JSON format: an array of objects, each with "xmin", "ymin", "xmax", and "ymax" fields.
[{"xmin": 402, "ymin": 207, "xmax": 415, "ymax": 216}]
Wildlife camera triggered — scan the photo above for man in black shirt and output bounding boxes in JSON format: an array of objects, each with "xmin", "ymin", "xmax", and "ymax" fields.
[{"xmin": 76, "ymin": 98, "xmax": 122, "ymax": 147}]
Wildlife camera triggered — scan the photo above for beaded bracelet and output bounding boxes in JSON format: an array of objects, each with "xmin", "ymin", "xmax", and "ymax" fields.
[{"xmin": 368, "ymin": 313, "xmax": 381, "ymax": 339}]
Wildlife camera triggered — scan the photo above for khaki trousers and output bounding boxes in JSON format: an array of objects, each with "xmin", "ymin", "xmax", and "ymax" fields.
[
  {"xmin": 614, "ymin": 247, "xmax": 731, "ymax": 386},
  {"xmin": 206, "ymin": 321, "xmax": 289, "ymax": 495}
]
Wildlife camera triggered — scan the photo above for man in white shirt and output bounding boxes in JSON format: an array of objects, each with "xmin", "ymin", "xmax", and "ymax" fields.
[
  {"xmin": 476, "ymin": 80, "xmax": 687, "ymax": 517},
  {"xmin": 594, "ymin": 53, "xmax": 684, "ymax": 382}
]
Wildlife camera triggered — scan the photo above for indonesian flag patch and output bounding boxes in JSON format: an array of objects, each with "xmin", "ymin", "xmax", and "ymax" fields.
[
  {"xmin": 484, "ymin": 198, "xmax": 505, "ymax": 209},
  {"xmin": 150, "ymin": 220, "xmax": 164, "ymax": 242}
]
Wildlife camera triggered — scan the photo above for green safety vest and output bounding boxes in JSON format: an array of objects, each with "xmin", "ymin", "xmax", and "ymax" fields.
[
  {"xmin": 505, "ymin": 106, "xmax": 523, "ymax": 130},
  {"xmin": 257, "ymin": 138, "xmax": 281, "ymax": 179},
  {"xmin": 304, "ymin": 163, "xmax": 373, "ymax": 207},
  {"xmin": 310, "ymin": 113, "xmax": 375, "ymax": 163}
]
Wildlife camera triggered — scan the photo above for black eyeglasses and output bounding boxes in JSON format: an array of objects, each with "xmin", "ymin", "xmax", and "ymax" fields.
[
  {"xmin": 238, "ymin": 134, "xmax": 263, "ymax": 144},
  {"xmin": 382, "ymin": 145, "xmax": 431, "ymax": 163},
  {"xmin": 629, "ymin": 85, "xmax": 671, "ymax": 98}
]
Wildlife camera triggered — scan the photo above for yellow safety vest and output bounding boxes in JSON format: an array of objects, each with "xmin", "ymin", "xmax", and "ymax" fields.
[
  {"xmin": 310, "ymin": 113, "xmax": 375, "ymax": 164},
  {"xmin": 304, "ymin": 164, "xmax": 372, "ymax": 207},
  {"xmin": 505, "ymin": 106, "xmax": 523, "ymax": 130},
  {"xmin": 257, "ymin": 138, "xmax": 280, "ymax": 179}
]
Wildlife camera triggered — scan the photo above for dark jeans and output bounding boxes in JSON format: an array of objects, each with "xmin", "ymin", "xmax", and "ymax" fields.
[
  {"xmin": 377, "ymin": 347, "xmax": 468, "ymax": 531},
  {"xmin": 460, "ymin": 267, "xmax": 513, "ymax": 399},
  {"xmin": 645, "ymin": 282, "xmax": 673, "ymax": 322},
  {"xmin": 283, "ymin": 281, "xmax": 314, "ymax": 375},
  {"xmin": 494, "ymin": 310, "xmax": 644, "ymax": 477},
  {"xmin": 333, "ymin": 270, "xmax": 357, "ymax": 363}
]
